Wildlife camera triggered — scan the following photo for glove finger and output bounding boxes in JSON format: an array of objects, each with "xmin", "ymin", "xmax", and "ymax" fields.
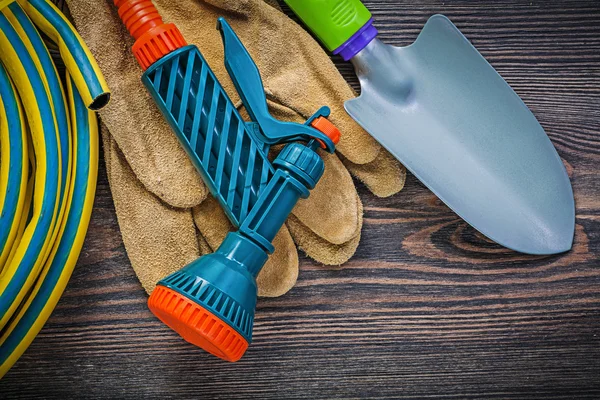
[
  {"xmin": 292, "ymin": 152, "xmax": 361, "ymax": 244},
  {"xmin": 286, "ymin": 193, "xmax": 363, "ymax": 265},
  {"xmin": 264, "ymin": 100, "xmax": 361, "ymax": 243},
  {"xmin": 256, "ymin": 228, "xmax": 298, "ymax": 298},
  {"xmin": 237, "ymin": 100, "xmax": 362, "ymax": 246},
  {"xmin": 192, "ymin": 196, "xmax": 233, "ymax": 247},
  {"xmin": 102, "ymin": 124, "xmax": 200, "ymax": 295},
  {"xmin": 343, "ymin": 149, "xmax": 407, "ymax": 198},
  {"xmin": 268, "ymin": 81, "xmax": 381, "ymax": 166},
  {"xmin": 192, "ymin": 197, "xmax": 299, "ymax": 297},
  {"xmin": 67, "ymin": 0, "xmax": 207, "ymax": 209},
  {"xmin": 268, "ymin": 98, "xmax": 405, "ymax": 199},
  {"xmin": 197, "ymin": 231, "xmax": 213, "ymax": 256}
]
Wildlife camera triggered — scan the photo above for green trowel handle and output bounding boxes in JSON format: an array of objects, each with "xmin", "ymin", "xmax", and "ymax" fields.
[{"xmin": 284, "ymin": 0, "xmax": 371, "ymax": 51}]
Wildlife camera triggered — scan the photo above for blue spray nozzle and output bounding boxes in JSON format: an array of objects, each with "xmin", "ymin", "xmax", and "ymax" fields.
[{"xmin": 138, "ymin": 17, "xmax": 338, "ymax": 362}]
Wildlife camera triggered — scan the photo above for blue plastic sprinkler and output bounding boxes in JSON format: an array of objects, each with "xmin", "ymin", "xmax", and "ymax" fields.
[{"xmin": 115, "ymin": 0, "xmax": 340, "ymax": 361}]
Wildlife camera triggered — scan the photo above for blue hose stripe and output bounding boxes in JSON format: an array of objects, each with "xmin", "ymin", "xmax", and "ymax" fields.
[
  {"xmin": 27, "ymin": 0, "xmax": 104, "ymax": 103},
  {"xmin": 9, "ymin": 3, "xmax": 69, "ymax": 219},
  {"xmin": 0, "ymin": 63, "xmax": 24, "ymax": 258},
  {"xmin": 0, "ymin": 79, "xmax": 92, "ymax": 365},
  {"xmin": 0, "ymin": 13, "xmax": 60, "ymax": 321}
]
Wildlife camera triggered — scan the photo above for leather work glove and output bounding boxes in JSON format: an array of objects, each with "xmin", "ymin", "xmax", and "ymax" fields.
[{"xmin": 67, "ymin": 0, "xmax": 406, "ymax": 296}]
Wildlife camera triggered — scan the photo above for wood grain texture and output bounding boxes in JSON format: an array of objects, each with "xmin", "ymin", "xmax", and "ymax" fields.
[{"xmin": 2, "ymin": 0, "xmax": 599, "ymax": 398}]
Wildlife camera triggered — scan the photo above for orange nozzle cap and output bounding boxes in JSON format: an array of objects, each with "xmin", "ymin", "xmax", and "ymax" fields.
[
  {"xmin": 115, "ymin": 0, "xmax": 187, "ymax": 70},
  {"xmin": 311, "ymin": 117, "xmax": 341, "ymax": 149},
  {"xmin": 148, "ymin": 286, "xmax": 249, "ymax": 362}
]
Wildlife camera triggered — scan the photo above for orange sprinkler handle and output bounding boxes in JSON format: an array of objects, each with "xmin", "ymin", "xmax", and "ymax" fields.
[{"xmin": 114, "ymin": 0, "xmax": 186, "ymax": 70}]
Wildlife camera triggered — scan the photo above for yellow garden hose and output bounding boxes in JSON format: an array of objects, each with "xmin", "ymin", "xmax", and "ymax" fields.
[
  {"xmin": 0, "ymin": 0, "xmax": 108, "ymax": 377},
  {"xmin": 3, "ymin": 141, "xmax": 35, "ymax": 276},
  {"xmin": 0, "ymin": 73, "xmax": 99, "ymax": 376},
  {"xmin": 6, "ymin": 3, "xmax": 73, "ymax": 264},
  {"xmin": 0, "ymin": 3, "xmax": 63, "ymax": 331},
  {"xmin": 0, "ymin": 62, "xmax": 28, "ymax": 271}
]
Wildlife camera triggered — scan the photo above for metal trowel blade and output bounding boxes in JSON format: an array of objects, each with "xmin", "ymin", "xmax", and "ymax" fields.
[{"xmin": 346, "ymin": 15, "xmax": 574, "ymax": 254}]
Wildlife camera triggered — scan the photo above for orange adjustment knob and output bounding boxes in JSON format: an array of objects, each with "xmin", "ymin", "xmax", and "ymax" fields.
[
  {"xmin": 148, "ymin": 286, "xmax": 249, "ymax": 362},
  {"xmin": 311, "ymin": 117, "xmax": 341, "ymax": 149}
]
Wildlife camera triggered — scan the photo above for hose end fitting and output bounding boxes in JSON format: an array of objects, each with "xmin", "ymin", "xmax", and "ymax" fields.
[{"xmin": 114, "ymin": 0, "xmax": 186, "ymax": 70}]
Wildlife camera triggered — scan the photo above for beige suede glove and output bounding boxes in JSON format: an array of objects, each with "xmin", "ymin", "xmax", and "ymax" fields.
[{"xmin": 67, "ymin": 0, "xmax": 406, "ymax": 296}]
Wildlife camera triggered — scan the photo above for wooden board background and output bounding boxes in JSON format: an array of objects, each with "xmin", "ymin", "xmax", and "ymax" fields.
[{"xmin": 2, "ymin": 0, "xmax": 599, "ymax": 398}]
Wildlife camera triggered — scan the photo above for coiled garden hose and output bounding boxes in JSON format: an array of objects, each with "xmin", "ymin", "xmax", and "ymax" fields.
[
  {"xmin": 0, "ymin": 61, "xmax": 27, "ymax": 271},
  {"xmin": 0, "ymin": 0, "xmax": 108, "ymax": 377}
]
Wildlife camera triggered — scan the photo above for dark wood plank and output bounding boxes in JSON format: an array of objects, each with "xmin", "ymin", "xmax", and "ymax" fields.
[{"xmin": 2, "ymin": 0, "xmax": 599, "ymax": 398}]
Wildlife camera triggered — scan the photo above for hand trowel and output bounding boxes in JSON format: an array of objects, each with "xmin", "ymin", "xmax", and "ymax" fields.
[{"xmin": 284, "ymin": 0, "xmax": 575, "ymax": 255}]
